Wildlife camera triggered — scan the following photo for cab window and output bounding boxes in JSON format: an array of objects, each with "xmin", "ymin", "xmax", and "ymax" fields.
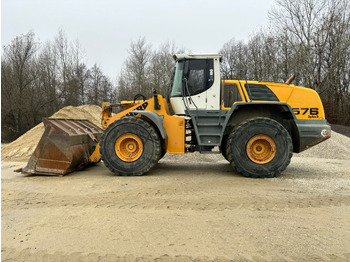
[
  {"xmin": 223, "ymin": 84, "xmax": 242, "ymax": 107},
  {"xmin": 184, "ymin": 59, "xmax": 214, "ymax": 96},
  {"xmin": 170, "ymin": 61, "xmax": 183, "ymax": 97}
]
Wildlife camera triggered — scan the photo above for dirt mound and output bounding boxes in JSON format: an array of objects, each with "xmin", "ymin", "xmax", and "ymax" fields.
[
  {"xmin": 1, "ymin": 105, "xmax": 101, "ymax": 161},
  {"xmin": 296, "ymin": 131, "xmax": 350, "ymax": 160},
  {"xmin": 331, "ymin": 124, "xmax": 350, "ymax": 138}
]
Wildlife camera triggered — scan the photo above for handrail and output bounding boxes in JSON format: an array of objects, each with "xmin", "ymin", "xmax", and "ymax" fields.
[
  {"xmin": 182, "ymin": 78, "xmax": 199, "ymax": 130},
  {"xmin": 182, "ymin": 78, "xmax": 199, "ymax": 114}
]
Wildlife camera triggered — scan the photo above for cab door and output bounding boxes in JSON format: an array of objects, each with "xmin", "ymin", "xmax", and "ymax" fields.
[
  {"xmin": 182, "ymin": 59, "xmax": 211, "ymax": 110},
  {"xmin": 170, "ymin": 58, "xmax": 221, "ymax": 114}
]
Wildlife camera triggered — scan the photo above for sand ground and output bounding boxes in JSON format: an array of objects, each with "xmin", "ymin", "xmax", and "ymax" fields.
[{"xmin": 1, "ymin": 153, "xmax": 350, "ymax": 262}]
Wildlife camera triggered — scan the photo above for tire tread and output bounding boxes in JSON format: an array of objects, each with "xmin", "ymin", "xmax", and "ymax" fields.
[
  {"xmin": 100, "ymin": 116, "xmax": 161, "ymax": 176},
  {"xmin": 226, "ymin": 117, "xmax": 293, "ymax": 178}
]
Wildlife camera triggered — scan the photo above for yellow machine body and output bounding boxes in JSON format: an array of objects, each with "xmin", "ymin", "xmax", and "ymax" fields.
[
  {"xmin": 19, "ymin": 53, "xmax": 331, "ymax": 178},
  {"xmin": 89, "ymin": 78, "xmax": 329, "ymax": 163},
  {"xmin": 99, "ymin": 95, "xmax": 186, "ymax": 156},
  {"xmin": 221, "ymin": 80, "xmax": 326, "ymax": 120}
]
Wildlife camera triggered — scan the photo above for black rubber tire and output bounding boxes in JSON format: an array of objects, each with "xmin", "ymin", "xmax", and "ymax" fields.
[
  {"xmin": 226, "ymin": 117, "xmax": 293, "ymax": 178},
  {"xmin": 100, "ymin": 116, "xmax": 161, "ymax": 176},
  {"xmin": 220, "ymin": 135, "xmax": 229, "ymax": 161},
  {"xmin": 159, "ymin": 147, "xmax": 166, "ymax": 161}
]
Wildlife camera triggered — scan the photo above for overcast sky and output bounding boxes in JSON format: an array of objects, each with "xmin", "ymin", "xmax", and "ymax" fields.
[{"xmin": 2, "ymin": 0, "xmax": 276, "ymax": 79}]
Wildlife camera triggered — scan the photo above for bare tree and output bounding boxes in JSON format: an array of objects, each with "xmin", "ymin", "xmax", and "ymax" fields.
[
  {"xmin": 116, "ymin": 38, "xmax": 186, "ymax": 102},
  {"xmin": 149, "ymin": 42, "xmax": 180, "ymax": 97},
  {"xmin": 219, "ymin": 38, "xmax": 249, "ymax": 79},
  {"xmin": 124, "ymin": 37, "xmax": 152, "ymax": 95},
  {"xmin": 1, "ymin": 32, "xmax": 38, "ymax": 138},
  {"xmin": 34, "ymin": 41, "xmax": 59, "ymax": 115},
  {"xmin": 54, "ymin": 30, "xmax": 86, "ymax": 106},
  {"xmin": 269, "ymin": 0, "xmax": 350, "ymax": 124},
  {"xmin": 85, "ymin": 64, "xmax": 114, "ymax": 105},
  {"xmin": 2, "ymin": 30, "xmax": 118, "ymax": 142}
]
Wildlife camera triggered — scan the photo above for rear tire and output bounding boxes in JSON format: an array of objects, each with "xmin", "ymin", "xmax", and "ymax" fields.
[
  {"xmin": 100, "ymin": 116, "xmax": 161, "ymax": 176},
  {"xmin": 226, "ymin": 118, "xmax": 292, "ymax": 178},
  {"xmin": 159, "ymin": 147, "xmax": 166, "ymax": 160},
  {"xmin": 220, "ymin": 134, "xmax": 230, "ymax": 161}
]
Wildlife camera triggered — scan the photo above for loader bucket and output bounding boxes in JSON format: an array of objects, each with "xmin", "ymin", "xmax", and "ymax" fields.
[{"xmin": 19, "ymin": 118, "xmax": 103, "ymax": 176}]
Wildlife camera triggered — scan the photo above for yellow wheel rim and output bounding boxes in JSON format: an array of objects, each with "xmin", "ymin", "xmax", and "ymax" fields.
[
  {"xmin": 115, "ymin": 134, "xmax": 143, "ymax": 162},
  {"xmin": 246, "ymin": 135, "xmax": 276, "ymax": 164}
]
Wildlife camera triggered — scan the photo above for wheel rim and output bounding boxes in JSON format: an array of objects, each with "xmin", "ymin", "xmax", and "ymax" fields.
[
  {"xmin": 246, "ymin": 135, "xmax": 276, "ymax": 164},
  {"xmin": 115, "ymin": 134, "xmax": 143, "ymax": 162}
]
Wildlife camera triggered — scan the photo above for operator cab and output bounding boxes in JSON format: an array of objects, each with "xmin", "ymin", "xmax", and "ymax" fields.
[{"xmin": 170, "ymin": 54, "xmax": 222, "ymax": 115}]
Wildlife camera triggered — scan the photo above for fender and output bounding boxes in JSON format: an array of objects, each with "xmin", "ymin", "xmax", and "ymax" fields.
[
  {"xmin": 223, "ymin": 101, "xmax": 296, "ymax": 125},
  {"xmin": 132, "ymin": 110, "xmax": 167, "ymax": 139},
  {"xmin": 221, "ymin": 102, "xmax": 298, "ymax": 142}
]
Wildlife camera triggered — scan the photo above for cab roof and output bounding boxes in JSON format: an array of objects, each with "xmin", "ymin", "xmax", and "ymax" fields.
[{"xmin": 173, "ymin": 54, "xmax": 222, "ymax": 61}]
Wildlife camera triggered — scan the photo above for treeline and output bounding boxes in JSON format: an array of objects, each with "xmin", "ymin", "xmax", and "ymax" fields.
[
  {"xmin": 1, "ymin": 31, "xmax": 117, "ymax": 142},
  {"xmin": 2, "ymin": 0, "xmax": 349, "ymax": 143},
  {"xmin": 1, "ymin": 32, "xmax": 184, "ymax": 142},
  {"xmin": 116, "ymin": 37, "xmax": 185, "ymax": 100},
  {"xmin": 220, "ymin": 0, "xmax": 350, "ymax": 125}
]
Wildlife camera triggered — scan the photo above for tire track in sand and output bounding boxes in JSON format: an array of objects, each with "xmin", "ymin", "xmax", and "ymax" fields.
[
  {"xmin": 2, "ymin": 247, "xmax": 350, "ymax": 262},
  {"xmin": 2, "ymin": 189, "xmax": 350, "ymax": 211}
]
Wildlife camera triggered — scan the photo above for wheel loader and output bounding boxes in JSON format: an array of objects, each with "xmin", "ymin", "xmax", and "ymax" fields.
[{"xmin": 19, "ymin": 54, "xmax": 331, "ymax": 178}]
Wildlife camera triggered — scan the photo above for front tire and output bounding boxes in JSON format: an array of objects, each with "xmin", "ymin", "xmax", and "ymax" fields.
[
  {"xmin": 100, "ymin": 116, "xmax": 161, "ymax": 176},
  {"xmin": 226, "ymin": 118, "xmax": 292, "ymax": 178}
]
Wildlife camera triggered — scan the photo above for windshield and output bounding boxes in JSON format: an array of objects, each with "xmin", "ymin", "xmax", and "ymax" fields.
[{"xmin": 170, "ymin": 61, "xmax": 183, "ymax": 97}]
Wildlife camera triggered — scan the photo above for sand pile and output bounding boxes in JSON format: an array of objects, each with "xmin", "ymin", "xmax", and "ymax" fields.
[
  {"xmin": 1, "ymin": 105, "xmax": 101, "ymax": 161},
  {"xmin": 296, "ymin": 131, "xmax": 350, "ymax": 160}
]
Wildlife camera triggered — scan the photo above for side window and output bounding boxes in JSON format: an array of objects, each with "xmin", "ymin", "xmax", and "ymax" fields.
[
  {"xmin": 223, "ymin": 84, "xmax": 242, "ymax": 107},
  {"xmin": 184, "ymin": 59, "xmax": 214, "ymax": 96},
  {"xmin": 188, "ymin": 67, "xmax": 205, "ymax": 95}
]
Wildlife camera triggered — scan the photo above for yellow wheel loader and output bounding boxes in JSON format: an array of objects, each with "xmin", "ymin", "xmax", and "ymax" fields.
[{"xmin": 19, "ymin": 54, "xmax": 331, "ymax": 178}]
